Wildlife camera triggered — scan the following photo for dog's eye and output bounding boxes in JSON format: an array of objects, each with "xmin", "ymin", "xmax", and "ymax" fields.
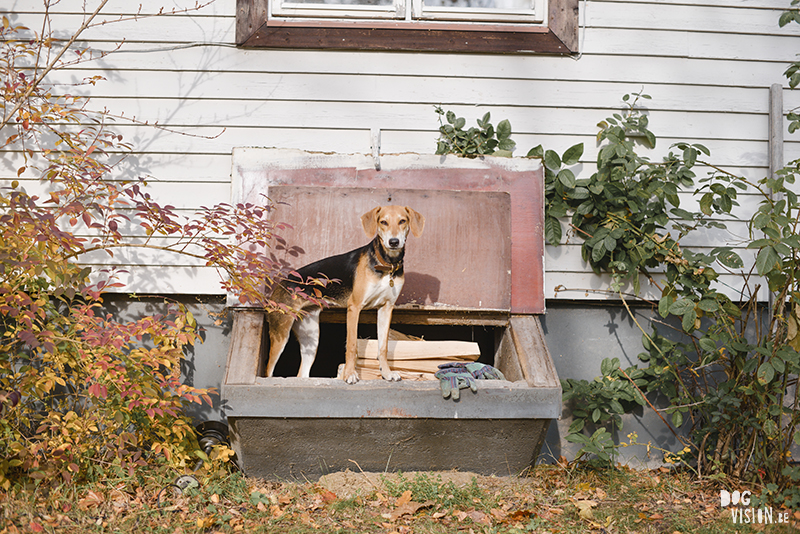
[
  {"xmin": 380, "ymin": 220, "xmax": 389, "ymax": 226},
  {"xmin": 399, "ymin": 219, "xmax": 407, "ymax": 225}
]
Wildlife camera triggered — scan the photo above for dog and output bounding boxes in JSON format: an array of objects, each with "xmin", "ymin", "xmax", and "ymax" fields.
[{"xmin": 266, "ymin": 205, "xmax": 425, "ymax": 384}]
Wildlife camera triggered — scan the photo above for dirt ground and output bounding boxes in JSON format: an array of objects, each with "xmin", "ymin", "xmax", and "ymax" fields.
[{"xmin": 317, "ymin": 469, "xmax": 511, "ymax": 499}]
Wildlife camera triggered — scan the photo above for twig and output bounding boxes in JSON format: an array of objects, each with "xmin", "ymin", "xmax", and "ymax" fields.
[
  {"xmin": 617, "ymin": 366, "xmax": 693, "ymax": 449},
  {"xmin": 0, "ymin": 0, "xmax": 111, "ymax": 132},
  {"xmin": 348, "ymin": 459, "xmax": 382, "ymax": 492}
]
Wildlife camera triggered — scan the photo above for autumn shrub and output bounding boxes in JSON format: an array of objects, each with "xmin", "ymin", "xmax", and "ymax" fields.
[{"xmin": 0, "ymin": 7, "xmax": 315, "ymax": 488}]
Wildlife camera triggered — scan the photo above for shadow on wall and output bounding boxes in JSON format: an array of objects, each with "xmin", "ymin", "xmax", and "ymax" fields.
[{"xmin": 539, "ymin": 302, "xmax": 690, "ymax": 467}]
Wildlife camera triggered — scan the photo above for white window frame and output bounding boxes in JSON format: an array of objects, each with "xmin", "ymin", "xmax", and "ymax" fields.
[
  {"xmin": 271, "ymin": 0, "xmax": 406, "ymax": 20},
  {"xmin": 270, "ymin": 0, "xmax": 545, "ymax": 24},
  {"xmin": 412, "ymin": 0, "xmax": 544, "ymax": 23}
]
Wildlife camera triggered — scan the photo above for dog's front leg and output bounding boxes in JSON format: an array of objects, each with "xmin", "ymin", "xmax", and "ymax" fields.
[
  {"xmin": 377, "ymin": 302, "xmax": 401, "ymax": 382},
  {"xmin": 342, "ymin": 303, "xmax": 362, "ymax": 384}
]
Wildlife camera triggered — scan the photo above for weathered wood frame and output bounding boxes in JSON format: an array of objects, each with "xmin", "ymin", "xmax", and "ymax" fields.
[
  {"xmin": 236, "ymin": 0, "xmax": 578, "ymax": 53},
  {"xmin": 222, "ymin": 311, "xmax": 561, "ymax": 479}
]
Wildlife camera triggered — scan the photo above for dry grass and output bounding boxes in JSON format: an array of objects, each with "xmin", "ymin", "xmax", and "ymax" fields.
[{"xmin": 1, "ymin": 464, "xmax": 798, "ymax": 533}]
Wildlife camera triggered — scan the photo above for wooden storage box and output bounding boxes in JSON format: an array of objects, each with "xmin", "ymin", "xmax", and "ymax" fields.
[{"xmin": 221, "ymin": 151, "xmax": 560, "ymax": 479}]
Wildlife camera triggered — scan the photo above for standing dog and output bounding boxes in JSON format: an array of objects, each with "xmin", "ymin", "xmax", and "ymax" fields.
[{"xmin": 266, "ymin": 206, "xmax": 425, "ymax": 384}]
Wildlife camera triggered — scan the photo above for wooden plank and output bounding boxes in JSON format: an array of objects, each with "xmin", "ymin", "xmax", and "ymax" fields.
[
  {"xmin": 82, "ymin": 98, "xmax": 771, "ymax": 140},
  {"xmin": 545, "ymin": 243, "xmax": 757, "ymax": 273},
  {"xmin": 87, "ymin": 265, "xmax": 228, "ymax": 295},
  {"xmin": 51, "ymin": 71, "xmax": 774, "ymax": 114},
  {"xmin": 509, "ymin": 315, "xmax": 559, "ymax": 388},
  {"xmin": 43, "ymin": 45, "xmax": 788, "ymax": 89},
  {"xmin": 588, "ymin": 2, "xmax": 800, "ymax": 35},
  {"xmin": 268, "ymin": 186, "xmax": 513, "ymax": 310},
  {"xmin": 356, "ymin": 358, "xmax": 458, "ymax": 373},
  {"xmin": 544, "ymin": 271, "xmax": 770, "ymax": 302},
  {"xmin": 357, "ymin": 339, "xmax": 481, "ymax": 361},
  {"xmin": 223, "ymin": 311, "xmax": 266, "ymax": 385},
  {"xmin": 494, "ymin": 327, "xmax": 525, "ymax": 382},
  {"xmin": 583, "ymin": 28, "xmax": 799, "ymax": 62},
  {"xmin": 341, "ymin": 366, "xmax": 436, "ymax": 381},
  {"xmin": 320, "ymin": 308, "xmax": 510, "ymax": 326}
]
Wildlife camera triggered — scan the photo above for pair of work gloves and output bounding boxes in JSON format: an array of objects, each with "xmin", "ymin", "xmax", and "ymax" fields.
[{"xmin": 434, "ymin": 362, "xmax": 505, "ymax": 400}]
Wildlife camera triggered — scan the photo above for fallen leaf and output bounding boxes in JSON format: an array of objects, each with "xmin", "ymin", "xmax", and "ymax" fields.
[
  {"xmin": 649, "ymin": 512, "xmax": 665, "ymax": 520},
  {"xmin": 319, "ymin": 488, "xmax": 337, "ymax": 503},
  {"xmin": 395, "ymin": 490, "xmax": 413, "ymax": 508},
  {"xmin": 467, "ymin": 510, "xmax": 491, "ymax": 525},
  {"xmin": 575, "ymin": 499, "xmax": 598, "ymax": 520},
  {"xmin": 270, "ymin": 505, "xmax": 284, "ymax": 518},
  {"xmin": 196, "ymin": 515, "xmax": 215, "ymax": 529},
  {"xmin": 388, "ymin": 500, "xmax": 432, "ymax": 521},
  {"xmin": 78, "ymin": 490, "xmax": 105, "ymax": 510},
  {"xmin": 506, "ymin": 510, "xmax": 534, "ymax": 522},
  {"xmin": 595, "ymin": 488, "xmax": 608, "ymax": 500},
  {"xmin": 490, "ymin": 508, "xmax": 507, "ymax": 521},
  {"xmin": 300, "ymin": 512, "xmax": 317, "ymax": 528}
]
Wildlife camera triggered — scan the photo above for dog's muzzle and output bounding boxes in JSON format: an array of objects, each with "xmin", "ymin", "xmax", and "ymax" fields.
[{"xmin": 388, "ymin": 238, "xmax": 400, "ymax": 248}]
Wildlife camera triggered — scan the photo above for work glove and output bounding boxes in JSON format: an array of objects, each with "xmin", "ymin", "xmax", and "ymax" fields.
[
  {"xmin": 437, "ymin": 362, "xmax": 506, "ymax": 381},
  {"xmin": 434, "ymin": 368, "xmax": 477, "ymax": 400}
]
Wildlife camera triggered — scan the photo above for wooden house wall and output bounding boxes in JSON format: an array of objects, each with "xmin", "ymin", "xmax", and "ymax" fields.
[{"xmin": 2, "ymin": 0, "xmax": 799, "ymax": 301}]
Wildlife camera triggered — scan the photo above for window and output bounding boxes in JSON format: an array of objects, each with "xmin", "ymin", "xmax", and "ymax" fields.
[
  {"xmin": 271, "ymin": 0, "xmax": 545, "ymax": 23},
  {"xmin": 236, "ymin": 0, "xmax": 578, "ymax": 54}
]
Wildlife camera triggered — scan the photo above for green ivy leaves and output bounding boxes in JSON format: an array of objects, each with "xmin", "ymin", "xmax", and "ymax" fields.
[
  {"xmin": 434, "ymin": 107, "xmax": 516, "ymax": 158},
  {"xmin": 529, "ymin": 142, "xmax": 584, "ymax": 247}
]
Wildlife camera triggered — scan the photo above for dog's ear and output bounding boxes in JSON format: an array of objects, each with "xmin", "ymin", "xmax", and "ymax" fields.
[
  {"xmin": 405, "ymin": 207, "xmax": 425, "ymax": 238},
  {"xmin": 361, "ymin": 207, "xmax": 381, "ymax": 237}
]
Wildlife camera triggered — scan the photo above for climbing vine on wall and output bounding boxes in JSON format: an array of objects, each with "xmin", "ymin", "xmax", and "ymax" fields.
[{"xmin": 434, "ymin": 82, "xmax": 800, "ymax": 505}]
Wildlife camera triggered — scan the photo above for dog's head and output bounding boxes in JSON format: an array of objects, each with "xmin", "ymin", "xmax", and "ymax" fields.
[{"xmin": 361, "ymin": 205, "xmax": 424, "ymax": 253}]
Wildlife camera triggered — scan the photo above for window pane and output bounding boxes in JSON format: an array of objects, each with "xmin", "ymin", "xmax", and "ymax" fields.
[
  {"xmin": 287, "ymin": 0, "xmax": 393, "ymax": 4},
  {"xmin": 423, "ymin": 0, "xmax": 531, "ymax": 8}
]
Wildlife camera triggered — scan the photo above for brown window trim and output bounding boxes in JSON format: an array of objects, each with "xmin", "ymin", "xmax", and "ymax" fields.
[{"xmin": 236, "ymin": 0, "xmax": 578, "ymax": 54}]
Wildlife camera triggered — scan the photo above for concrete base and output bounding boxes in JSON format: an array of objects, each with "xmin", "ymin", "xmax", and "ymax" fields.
[{"xmin": 230, "ymin": 416, "xmax": 550, "ymax": 480}]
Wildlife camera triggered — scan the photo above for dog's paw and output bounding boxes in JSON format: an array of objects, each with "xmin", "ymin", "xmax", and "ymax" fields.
[
  {"xmin": 344, "ymin": 372, "xmax": 360, "ymax": 385},
  {"xmin": 382, "ymin": 370, "xmax": 402, "ymax": 382}
]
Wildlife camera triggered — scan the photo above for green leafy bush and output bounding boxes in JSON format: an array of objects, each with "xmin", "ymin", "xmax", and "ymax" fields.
[
  {"xmin": 434, "ymin": 107, "xmax": 516, "ymax": 158},
  {"xmin": 548, "ymin": 92, "xmax": 800, "ymax": 506}
]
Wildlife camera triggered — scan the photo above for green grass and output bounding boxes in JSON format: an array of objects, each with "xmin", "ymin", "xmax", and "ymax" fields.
[{"xmin": 1, "ymin": 464, "xmax": 797, "ymax": 533}]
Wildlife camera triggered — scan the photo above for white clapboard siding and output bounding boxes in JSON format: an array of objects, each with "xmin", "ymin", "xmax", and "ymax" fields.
[
  {"xmin": 0, "ymin": 179, "xmax": 229, "ymax": 210},
  {"xmin": 30, "ymin": 45, "xmax": 785, "ymax": 89},
  {"xmin": 74, "ymin": 99, "xmax": 769, "ymax": 143},
  {"xmin": 590, "ymin": 1, "xmax": 800, "ymax": 36},
  {"xmin": 1, "ymin": 0, "xmax": 796, "ymax": 300},
  {"xmin": 545, "ymin": 272, "xmax": 770, "ymax": 303},
  {"xmin": 44, "ymin": 70, "xmax": 777, "ymax": 113},
  {"xmin": 88, "ymin": 265, "xmax": 229, "ymax": 295},
  {"xmin": 546, "ymin": 243, "xmax": 759, "ymax": 274}
]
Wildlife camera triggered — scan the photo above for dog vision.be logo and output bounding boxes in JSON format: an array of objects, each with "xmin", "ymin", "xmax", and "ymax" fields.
[{"xmin": 720, "ymin": 490, "xmax": 791, "ymax": 525}]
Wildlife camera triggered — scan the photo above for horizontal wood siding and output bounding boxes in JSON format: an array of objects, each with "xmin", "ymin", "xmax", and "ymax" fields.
[{"xmin": 2, "ymin": 0, "xmax": 797, "ymax": 301}]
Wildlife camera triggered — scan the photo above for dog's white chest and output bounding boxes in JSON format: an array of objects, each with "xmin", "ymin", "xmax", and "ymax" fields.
[{"xmin": 362, "ymin": 274, "xmax": 403, "ymax": 309}]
